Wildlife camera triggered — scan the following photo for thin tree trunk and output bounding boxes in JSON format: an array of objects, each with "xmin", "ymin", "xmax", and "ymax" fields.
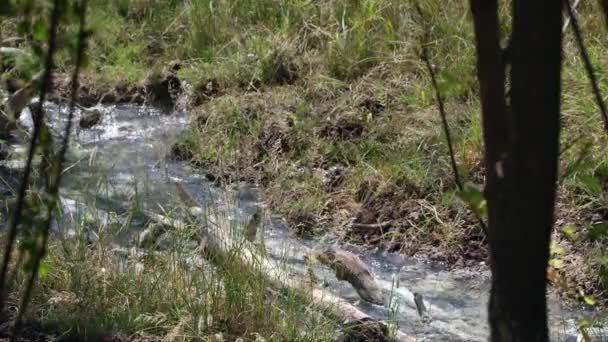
[
  {"xmin": 480, "ymin": 0, "xmax": 563, "ymax": 340},
  {"xmin": 600, "ymin": 0, "xmax": 608, "ymax": 29}
]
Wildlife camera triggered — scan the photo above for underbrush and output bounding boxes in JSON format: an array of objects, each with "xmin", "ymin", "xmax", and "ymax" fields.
[
  {"xmin": 6, "ymin": 200, "xmax": 336, "ymax": 341},
  {"xmin": 166, "ymin": 0, "xmax": 608, "ymax": 305},
  {"xmin": 3, "ymin": 0, "xmax": 608, "ymax": 309}
]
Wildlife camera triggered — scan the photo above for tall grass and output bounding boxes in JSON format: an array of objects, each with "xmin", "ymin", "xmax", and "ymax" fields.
[{"xmin": 9, "ymin": 190, "xmax": 336, "ymax": 340}]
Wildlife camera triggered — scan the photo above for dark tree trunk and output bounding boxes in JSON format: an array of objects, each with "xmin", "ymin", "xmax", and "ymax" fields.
[
  {"xmin": 601, "ymin": 0, "xmax": 608, "ymax": 29},
  {"xmin": 470, "ymin": 0, "xmax": 563, "ymax": 340}
]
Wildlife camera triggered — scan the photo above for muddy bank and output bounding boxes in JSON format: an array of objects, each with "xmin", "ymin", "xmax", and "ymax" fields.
[
  {"xmin": 3, "ymin": 61, "xmax": 601, "ymax": 308},
  {"xmin": 48, "ymin": 65, "xmax": 183, "ymax": 110},
  {"xmin": 164, "ymin": 75, "xmax": 608, "ymax": 308}
]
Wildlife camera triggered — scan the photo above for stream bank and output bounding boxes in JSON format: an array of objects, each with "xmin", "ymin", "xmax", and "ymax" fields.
[{"xmin": 0, "ymin": 101, "xmax": 599, "ymax": 341}]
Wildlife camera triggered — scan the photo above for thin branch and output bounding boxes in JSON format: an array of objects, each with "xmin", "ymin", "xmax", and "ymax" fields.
[
  {"xmin": 562, "ymin": 0, "xmax": 582, "ymax": 33},
  {"xmin": 415, "ymin": 6, "xmax": 463, "ymax": 191},
  {"xmin": 416, "ymin": 2, "xmax": 488, "ymax": 237},
  {"xmin": 0, "ymin": 0, "xmax": 62, "ymax": 310},
  {"xmin": 564, "ymin": 0, "xmax": 608, "ymax": 132},
  {"xmin": 11, "ymin": 1, "xmax": 88, "ymax": 338}
]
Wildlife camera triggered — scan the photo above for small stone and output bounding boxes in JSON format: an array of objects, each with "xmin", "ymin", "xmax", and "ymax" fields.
[{"xmin": 79, "ymin": 109, "xmax": 102, "ymax": 129}]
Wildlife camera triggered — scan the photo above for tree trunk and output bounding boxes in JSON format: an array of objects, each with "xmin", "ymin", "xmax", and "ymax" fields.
[
  {"xmin": 601, "ymin": 0, "xmax": 608, "ymax": 29},
  {"xmin": 470, "ymin": 0, "xmax": 563, "ymax": 340}
]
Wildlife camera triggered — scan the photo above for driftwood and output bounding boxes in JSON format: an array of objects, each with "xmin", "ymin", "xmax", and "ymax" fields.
[
  {"xmin": 349, "ymin": 221, "xmax": 393, "ymax": 232},
  {"xmin": 146, "ymin": 208, "xmax": 416, "ymax": 342},
  {"xmin": 311, "ymin": 246, "xmax": 384, "ymax": 305}
]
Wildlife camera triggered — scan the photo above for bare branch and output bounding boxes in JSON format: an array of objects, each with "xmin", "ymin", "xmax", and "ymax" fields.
[
  {"xmin": 0, "ymin": 0, "xmax": 62, "ymax": 310},
  {"xmin": 11, "ymin": 1, "xmax": 88, "ymax": 338},
  {"xmin": 562, "ymin": 0, "xmax": 582, "ymax": 32},
  {"xmin": 416, "ymin": 2, "xmax": 488, "ymax": 237}
]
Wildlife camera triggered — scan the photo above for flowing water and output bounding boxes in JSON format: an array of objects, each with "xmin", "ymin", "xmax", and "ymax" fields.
[{"xmin": 1, "ymin": 103, "xmax": 601, "ymax": 341}]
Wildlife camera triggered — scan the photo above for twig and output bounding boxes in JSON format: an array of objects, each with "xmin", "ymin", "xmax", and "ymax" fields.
[
  {"xmin": 11, "ymin": 1, "xmax": 88, "ymax": 338},
  {"xmin": 0, "ymin": 0, "xmax": 62, "ymax": 312},
  {"xmin": 349, "ymin": 221, "xmax": 393, "ymax": 232},
  {"xmin": 562, "ymin": 0, "xmax": 582, "ymax": 32},
  {"xmin": 415, "ymin": 2, "xmax": 488, "ymax": 237},
  {"xmin": 564, "ymin": 0, "xmax": 608, "ymax": 133},
  {"xmin": 416, "ymin": 12, "xmax": 462, "ymax": 191}
]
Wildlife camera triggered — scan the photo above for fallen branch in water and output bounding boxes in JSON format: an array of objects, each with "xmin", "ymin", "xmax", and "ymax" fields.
[{"xmin": 146, "ymin": 208, "xmax": 416, "ymax": 342}]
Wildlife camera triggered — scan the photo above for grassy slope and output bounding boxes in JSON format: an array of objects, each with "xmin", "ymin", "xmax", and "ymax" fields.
[
  {"xmin": 9, "ymin": 204, "xmax": 335, "ymax": 341},
  {"xmin": 57, "ymin": 0, "xmax": 608, "ymax": 305},
  {"xmin": 163, "ymin": 0, "xmax": 606, "ymax": 304},
  {"xmin": 4, "ymin": 0, "xmax": 608, "ymax": 338}
]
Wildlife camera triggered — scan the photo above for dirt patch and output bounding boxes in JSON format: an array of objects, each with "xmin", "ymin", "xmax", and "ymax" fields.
[
  {"xmin": 258, "ymin": 121, "xmax": 290, "ymax": 156},
  {"xmin": 191, "ymin": 79, "xmax": 220, "ymax": 106},
  {"xmin": 320, "ymin": 116, "xmax": 365, "ymax": 140},
  {"xmin": 143, "ymin": 62, "xmax": 183, "ymax": 111},
  {"xmin": 46, "ymin": 62, "xmax": 188, "ymax": 109},
  {"xmin": 50, "ymin": 74, "xmax": 146, "ymax": 107},
  {"xmin": 338, "ymin": 318, "xmax": 388, "ymax": 342}
]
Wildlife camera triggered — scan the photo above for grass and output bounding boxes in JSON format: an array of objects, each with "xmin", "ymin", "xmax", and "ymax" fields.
[
  {"xmin": 42, "ymin": 0, "xmax": 605, "ymax": 304},
  {"xmin": 157, "ymin": 0, "xmax": 607, "ymax": 305},
  {"xmin": 3, "ymin": 0, "xmax": 608, "ymax": 338},
  {"xmin": 7, "ymin": 192, "xmax": 337, "ymax": 341}
]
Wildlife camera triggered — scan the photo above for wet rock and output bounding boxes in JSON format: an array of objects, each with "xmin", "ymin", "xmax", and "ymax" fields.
[
  {"xmin": 245, "ymin": 206, "xmax": 262, "ymax": 242},
  {"xmin": 169, "ymin": 141, "xmax": 193, "ymax": 161},
  {"xmin": 414, "ymin": 292, "xmax": 432, "ymax": 323},
  {"xmin": 174, "ymin": 182, "xmax": 199, "ymax": 207},
  {"xmin": 144, "ymin": 63, "xmax": 182, "ymax": 112},
  {"xmin": 314, "ymin": 246, "xmax": 384, "ymax": 305},
  {"xmin": 79, "ymin": 108, "xmax": 102, "ymax": 129}
]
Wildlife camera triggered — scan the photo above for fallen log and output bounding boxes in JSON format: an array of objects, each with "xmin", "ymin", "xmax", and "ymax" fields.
[{"xmin": 146, "ymin": 208, "xmax": 416, "ymax": 342}]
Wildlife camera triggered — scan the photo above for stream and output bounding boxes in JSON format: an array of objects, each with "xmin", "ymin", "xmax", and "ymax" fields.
[{"xmin": 0, "ymin": 103, "xmax": 600, "ymax": 341}]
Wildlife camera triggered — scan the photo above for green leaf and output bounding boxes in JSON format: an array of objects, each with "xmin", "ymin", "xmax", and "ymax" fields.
[
  {"xmin": 595, "ymin": 255, "xmax": 608, "ymax": 266},
  {"xmin": 578, "ymin": 175, "xmax": 602, "ymax": 196},
  {"xmin": 438, "ymin": 71, "xmax": 464, "ymax": 97},
  {"xmin": 577, "ymin": 315, "xmax": 594, "ymax": 329},
  {"xmin": 583, "ymin": 294, "xmax": 597, "ymax": 306},
  {"xmin": 578, "ymin": 289, "xmax": 597, "ymax": 306},
  {"xmin": 33, "ymin": 18, "xmax": 48, "ymax": 42},
  {"xmin": 587, "ymin": 223, "xmax": 608, "ymax": 240},
  {"xmin": 562, "ymin": 224, "xmax": 578, "ymax": 239},
  {"xmin": 458, "ymin": 182, "xmax": 487, "ymax": 218},
  {"xmin": 38, "ymin": 260, "xmax": 51, "ymax": 278}
]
